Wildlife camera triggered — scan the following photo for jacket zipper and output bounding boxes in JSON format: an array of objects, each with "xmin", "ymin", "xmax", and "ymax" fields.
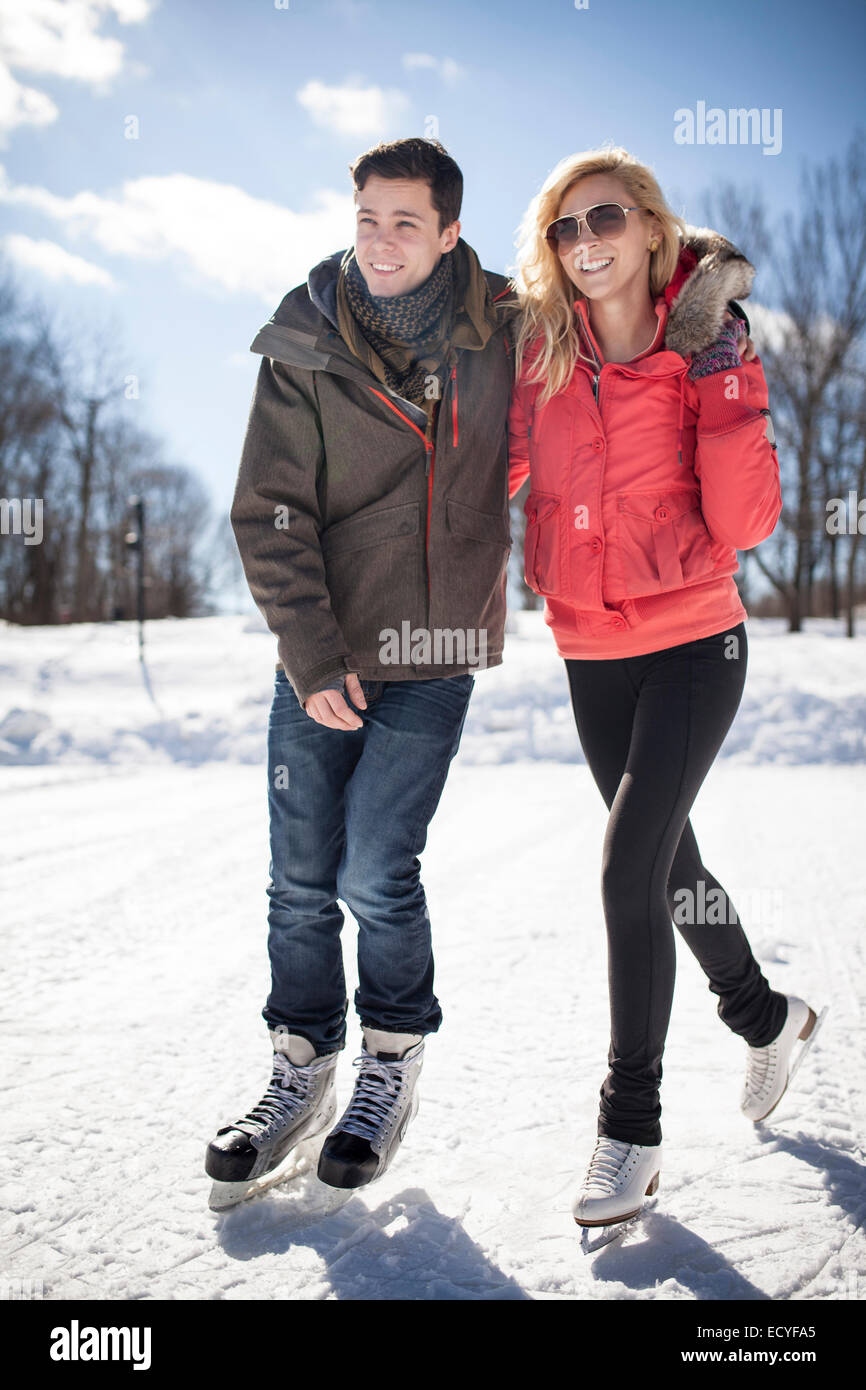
[
  {"xmin": 425, "ymin": 412, "xmax": 436, "ymax": 591},
  {"xmin": 451, "ymin": 364, "xmax": 458, "ymax": 447},
  {"xmin": 367, "ymin": 385, "xmax": 435, "ymax": 595}
]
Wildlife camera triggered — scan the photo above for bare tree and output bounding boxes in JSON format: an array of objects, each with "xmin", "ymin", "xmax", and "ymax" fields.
[
  {"xmin": 0, "ymin": 267, "xmax": 65, "ymax": 622},
  {"xmin": 207, "ymin": 512, "xmax": 250, "ymax": 613},
  {"xmin": 42, "ymin": 318, "xmax": 130, "ymax": 622},
  {"xmin": 0, "ymin": 252, "xmax": 226, "ymax": 626},
  {"xmin": 129, "ymin": 463, "xmax": 213, "ymax": 618},
  {"xmin": 704, "ymin": 132, "xmax": 866, "ymax": 633}
]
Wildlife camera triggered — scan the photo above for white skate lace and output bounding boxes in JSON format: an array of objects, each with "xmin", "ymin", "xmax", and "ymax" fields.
[
  {"xmin": 336, "ymin": 1053, "xmax": 411, "ymax": 1143},
  {"xmin": 582, "ymin": 1138, "xmax": 636, "ymax": 1192},
  {"xmin": 231, "ymin": 1053, "xmax": 326, "ymax": 1137},
  {"xmin": 743, "ymin": 1040, "xmax": 779, "ymax": 1099}
]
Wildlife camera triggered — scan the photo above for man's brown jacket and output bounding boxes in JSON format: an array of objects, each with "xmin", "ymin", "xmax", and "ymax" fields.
[{"xmin": 230, "ymin": 239, "xmax": 518, "ymax": 704}]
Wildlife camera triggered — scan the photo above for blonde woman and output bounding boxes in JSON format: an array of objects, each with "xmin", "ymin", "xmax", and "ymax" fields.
[{"xmin": 508, "ymin": 148, "xmax": 822, "ymax": 1230}]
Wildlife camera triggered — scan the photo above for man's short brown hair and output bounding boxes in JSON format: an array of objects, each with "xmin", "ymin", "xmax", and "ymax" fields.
[{"xmin": 350, "ymin": 138, "xmax": 463, "ymax": 233}]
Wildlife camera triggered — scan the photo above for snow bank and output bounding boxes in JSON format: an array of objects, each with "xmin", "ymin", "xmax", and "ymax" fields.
[{"xmin": 1, "ymin": 612, "xmax": 863, "ymax": 769}]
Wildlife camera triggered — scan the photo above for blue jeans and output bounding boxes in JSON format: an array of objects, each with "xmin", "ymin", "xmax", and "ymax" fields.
[{"xmin": 263, "ymin": 671, "xmax": 475, "ymax": 1054}]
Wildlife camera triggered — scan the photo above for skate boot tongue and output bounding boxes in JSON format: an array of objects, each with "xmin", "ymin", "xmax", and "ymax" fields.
[
  {"xmin": 362, "ymin": 1028, "xmax": 423, "ymax": 1061},
  {"xmin": 269, "ymin": 1030, "xmax": 317, "ymax": 1066}
]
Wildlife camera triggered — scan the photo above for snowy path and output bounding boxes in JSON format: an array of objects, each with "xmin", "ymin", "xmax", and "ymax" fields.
[{"xmin": 2, "ymin": 754, "xmax": 864, "ymax": 1301}]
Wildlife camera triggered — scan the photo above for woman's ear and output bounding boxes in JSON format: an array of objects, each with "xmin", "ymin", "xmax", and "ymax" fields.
[{"xmin": 646, "ymin": 215, "xmax": 664, "ymax": 252}]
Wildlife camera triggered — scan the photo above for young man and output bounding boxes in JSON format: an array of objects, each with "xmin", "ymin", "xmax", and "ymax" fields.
[{"xmin": 205, "ymin": 139, "xmax": 518, "ymax": 1207}]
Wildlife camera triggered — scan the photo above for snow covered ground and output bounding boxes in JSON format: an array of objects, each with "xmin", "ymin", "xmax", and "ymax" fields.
[{"xmin": 1, "ymin": 611, "xmax": 864, "ymax": 1301}]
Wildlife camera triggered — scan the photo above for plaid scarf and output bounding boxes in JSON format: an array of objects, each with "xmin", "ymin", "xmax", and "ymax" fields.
[{"xmin": 337, "ymin": 250, "xmax": 455, "ymax": 409}]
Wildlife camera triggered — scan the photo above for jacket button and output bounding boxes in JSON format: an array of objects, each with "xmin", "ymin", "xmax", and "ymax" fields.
[
  {"xmin": 592, "ymin": 437, "xmax": 604, "ymax": 452},
  {"xmin": 610, "ymin": 615, "xmax": 626, "ymax": 629},
  {"xmin": 590, "ymin": 537, "xmax": 602, "ymax": 552},
  {"xmin": 529, "ymin": 510, "xmax": 538, "ymax": 524},
  {"xmin": 654, "ymin": 505, "xmax": 670, "ymax": 522}
]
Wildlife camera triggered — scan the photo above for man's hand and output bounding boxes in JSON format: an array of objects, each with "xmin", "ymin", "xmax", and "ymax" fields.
[{"xmin": 304, "ymin": 674, "xmax": 367, "ymax": 730}]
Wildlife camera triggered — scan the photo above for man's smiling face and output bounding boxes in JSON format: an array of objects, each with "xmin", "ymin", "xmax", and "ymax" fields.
[{"xmin": 353, "ymin": 175, "xmax": 460, "ymax": 297}]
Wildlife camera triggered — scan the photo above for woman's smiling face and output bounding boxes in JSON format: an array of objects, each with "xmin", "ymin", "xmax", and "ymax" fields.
[{"xmin": 555, "ymin": 174, "xmax": 659, "ymax": 303}]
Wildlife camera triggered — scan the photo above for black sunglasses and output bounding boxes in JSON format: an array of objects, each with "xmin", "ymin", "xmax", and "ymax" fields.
[{"xmin": 544, "ymin": 203, "xmax": 641, "ymax": 249}]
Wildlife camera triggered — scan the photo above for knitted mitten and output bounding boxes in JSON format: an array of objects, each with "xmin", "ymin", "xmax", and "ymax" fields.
[{"xmin": 687, "ymin": 316, "xmax": 746, "ymax": 380}]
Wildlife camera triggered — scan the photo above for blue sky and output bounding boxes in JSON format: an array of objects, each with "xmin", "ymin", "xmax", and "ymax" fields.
[{"xmin": 1, "ymin": 0, "xmax": 864, "ymax": 519}]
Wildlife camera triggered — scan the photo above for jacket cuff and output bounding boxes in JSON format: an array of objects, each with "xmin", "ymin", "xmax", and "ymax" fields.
[
  {"xmin": 282, "ymin": 652, "xmax": 353, "ymax": 706},
  {"xmin": 694, "ymin": 368, "xmax": 759, "ymax": 434}
]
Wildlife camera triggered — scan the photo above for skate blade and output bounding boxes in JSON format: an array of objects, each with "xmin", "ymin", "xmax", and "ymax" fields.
[
  {"xmin": 265, "ymin": 1167, "xmax": 355, "ymax": 1228},
  {"xmin": 208, "ymin": 1132, "xmax": 324, "ymax": 1211},
  {"xmin": 786, "ymin": 1004, "xmax": 828, "ymax": 1087},
  {"xmin": 578, "ymin": 1197, "xmax": 658, "ymax": 1254}
]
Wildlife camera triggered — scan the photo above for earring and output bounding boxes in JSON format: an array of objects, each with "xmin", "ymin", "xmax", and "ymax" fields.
[{"xmin": 649, "ymin": 240, "xmax": 659, "ymax": 251}]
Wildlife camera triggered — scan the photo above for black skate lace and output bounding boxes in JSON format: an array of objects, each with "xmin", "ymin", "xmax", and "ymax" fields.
[
  {"xmin": 231, "ymin": 1053, "xmax": 322, "ymax": 1137},
  {"xmin": 335, "ymin": 1054, "xmax": 410, "ymax": 1144}
]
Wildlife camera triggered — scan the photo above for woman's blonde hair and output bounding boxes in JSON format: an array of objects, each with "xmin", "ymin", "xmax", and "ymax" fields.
[{"xmin": 512, "ymin": 146, "xmax": 687, "ymax": 404}]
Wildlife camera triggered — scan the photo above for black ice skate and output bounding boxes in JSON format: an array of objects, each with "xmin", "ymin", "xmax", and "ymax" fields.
[
  {"xmin": 206, "ymin": 1034, "xmax": 338, "ymax": 1209},
  {"xmin": 317, "ymin": 1029, "xmax": 424, "ymax": 1190}
]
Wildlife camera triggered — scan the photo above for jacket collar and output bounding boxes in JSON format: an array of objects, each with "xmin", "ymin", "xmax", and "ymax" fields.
[
  {"xmin": 312, "ymin": 237, "xmax": 504, "ymax": 352},
  {"xmin": 573, "ymin": 296, "xmax": 668, "ymax": 369},
  {"xmin": 308, "ymin": 250, "xmax": 343, "ymax": 329},
  {"xmin": 251, "ymin": 239, "xmax": 516, "ymax": 393}
]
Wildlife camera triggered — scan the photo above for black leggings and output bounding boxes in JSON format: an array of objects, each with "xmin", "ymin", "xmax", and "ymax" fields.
[{"xmin": 565, "ymin": 622, "xmax": 787, "ymax": 1147}]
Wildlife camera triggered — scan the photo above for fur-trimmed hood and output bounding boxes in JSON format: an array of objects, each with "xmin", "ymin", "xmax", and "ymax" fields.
[{"xmin": 663, "ymin": 226, "xmax": 755, "ymax": 358}]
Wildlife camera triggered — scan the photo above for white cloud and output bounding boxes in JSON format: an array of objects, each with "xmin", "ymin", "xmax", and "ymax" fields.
[
  {"xmin": 401, "ymin": 53, "xmax": 463, "ymax": 85},
  {"xmin": 2, "ymin": 231, "xmax": 116, "ymax": 285},
  {"xmin": 296, "ymin": 78, "xmax": 410, "ymax": 138},
  {"xmin": 0, "ymin": 163, "xmax": 356, "ymax": 304},
  {"xmin": 0, "ymin": 57, "xmax": 58, "ymax": 145},
  {"xmin": 0, "ymin": 0, "xmax": 153, "ymax": 141}
]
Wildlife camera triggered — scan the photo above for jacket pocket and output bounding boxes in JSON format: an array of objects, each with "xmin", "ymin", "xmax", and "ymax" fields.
[
  {"xmin": 442, "ymin": 496, "xmax": 511, "ymax": 637},
  {"xmin": 321, "ymin": 502, "xmax": 424, "ymax": 659},
  {"xmin": 524, "ymin": 491, "xmax": 562, "ymax": 596},
  {"xmin": 615, "ymin": 489, "xmax": 716, "ymax": 596},
  {"xmin": 445, "ymin": 497, "xmax": 510, "ymax": 548},
  {"xmin": 321, "ymin": 501, "xmax": 419, "ymax": 557}
]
